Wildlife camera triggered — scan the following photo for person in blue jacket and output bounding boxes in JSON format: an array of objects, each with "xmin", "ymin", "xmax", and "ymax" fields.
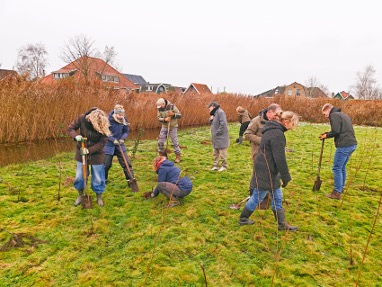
[
  {"xmin": 144, "ymin": 155, "xmax": 192, "ymax": 207},
  {"xmin": 104, "ymin": 104, "xmax": 136, "ymax": 188}
]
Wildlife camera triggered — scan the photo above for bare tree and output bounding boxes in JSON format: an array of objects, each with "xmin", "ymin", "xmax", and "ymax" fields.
[
  {"xmin": 16, "ymin": 43, "xmax": 48, "ymax": 80},
  {"xmin": 60, "ymin": 34, "xmax": 100, "ymax": 84},
  {"xmin": 353, "ymin": 65, "xmax": 381, "ymax": 100},
  {"xmin": 305, "ymin": 76, "xmax": 329, "ymax": 97},
  {"xmin": 60, "ymin": 34, "xmax": 121, "ymax": 84}
]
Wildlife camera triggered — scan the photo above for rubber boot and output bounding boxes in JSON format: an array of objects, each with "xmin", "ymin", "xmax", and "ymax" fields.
[
  {"xmin": 272, "ymin": 209, "xmax": 297, "ymax": 231},
  {"xmin": 238, "ymin": 207, "xmax": 255, "ymax": 225},
  {"xmin": 175, "ymin": 153, "xmax": 181, "ymax": 163},
  {"xmin": 237, "ymin": 136, "xmax": 243, "ymax": 144},
  {"xmin": 96, "ymin": 193, "xmax": 104, "ymax": 207},
  {"xmin": 74, "ymin": 189, "xmax": 84, "ymax": 206}
]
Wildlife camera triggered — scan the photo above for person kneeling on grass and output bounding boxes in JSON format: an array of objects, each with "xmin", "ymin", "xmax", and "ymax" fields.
[{"xmin": 143, "ymin": 156, "xmax": 192, "ymax": 208}]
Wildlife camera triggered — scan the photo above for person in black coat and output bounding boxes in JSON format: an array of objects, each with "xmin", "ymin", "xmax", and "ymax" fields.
[{"xmin": 238, "ymin": 111, "xmax": 299, "ymax": 231}]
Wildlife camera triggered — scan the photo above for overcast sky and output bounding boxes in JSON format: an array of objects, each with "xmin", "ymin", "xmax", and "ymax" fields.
[{"xmin": 1, "ymin": 0, "xmax": 381, "ymax": 95}]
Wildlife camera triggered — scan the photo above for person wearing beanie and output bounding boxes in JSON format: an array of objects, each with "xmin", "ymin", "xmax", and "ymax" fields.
[
  {"xmin": 156, "ymin": 98, "xmax": 182, "ymax": 163},
  {"xmin": 208, "ymin": 101, "xmax": 230, "ymax": 172},
  {"xmin": 67, "ymin": 107, "xmax": 111, "ymax": 207},
  {"xmin": 103, "ymin": 104, "xmax": 136, "ymax": 190},
  {"xmin": 143, "ymin": 155, "xmax": 193, "ymax": 208}
]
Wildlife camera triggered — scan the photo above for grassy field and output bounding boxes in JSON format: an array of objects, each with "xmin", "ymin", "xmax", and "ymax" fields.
[{"xmin": 0, "ymin": 123, "xmax": 381, "ymax": 287}]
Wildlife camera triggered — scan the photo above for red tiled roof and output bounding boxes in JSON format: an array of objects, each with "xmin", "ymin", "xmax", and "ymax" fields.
[
  {"xmin": 0, "ymin": 69, "xmax": 18, "ymax": 80},
  {"xmin": 340, "ymin": 91, "xmax": 349, "ymax": 99},
  {"xmin": 192, "ymin": 83, "xmax": 212, "ymax": 94},
  {"xmin": 40, "ymin": 57, "xmax": 138, "ymax": 89},
  {"xmin": 184, "ymin": 83, "xmax": 212, "ymax": 94}
]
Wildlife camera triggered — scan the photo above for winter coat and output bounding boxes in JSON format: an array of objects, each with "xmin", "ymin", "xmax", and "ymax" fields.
[
  {"xmin": 254, "ymin": 120, "xmax": 291, "ymax": 191},
  {"xmin": 244, "ymin": 109, "xmax": 268, "ymax": 161},
  {"xmin": 326, "ymin": 107, "xmax": 357, "ymax": 148},
  {"xmin": 210, "ymin": 106, "xmax": 230, "ymax": 149},
  {"xmin": 104, "ymin": 111, "xmax": 129, "ymax": 155},
  {"xmin": 67, "ymin": 108, "xmax": 107, "ymax": 165},
  {"xmin": 157, "ymin": 99, "xmax": 181, "ymax": 128},
  {"xmin": 153, "ymin": 160, "xmax": 193, "ymax": 196},
  {"xmin": 237, "ymin": 108, "xmax": 252, "ymax": 124}
]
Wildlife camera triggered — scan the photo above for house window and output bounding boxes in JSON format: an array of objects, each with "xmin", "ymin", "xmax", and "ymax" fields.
[
  {"xmin": 53, "ymin": 73, "xmax": 69, "ymax": 79},
  {"xmin": 101, "ymin": 74, "xmax": 119, "ymax": 83},
  {"xmin": 296, "ymin": 89, "xmax": 301, "ymax": 96},
  {"xmin": 147, "ymin": 85, "xmax": 153, "ymax": 91},
  {"xmin": 288, "ymin": 89, "xmax": 292, "ymax": 96}
]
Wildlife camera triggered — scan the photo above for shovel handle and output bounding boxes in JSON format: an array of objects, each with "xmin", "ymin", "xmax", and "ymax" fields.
[
  {"xmin": 81, "ymin": 137, "xmax": 88, "ymax": 181},
  {"xmin": 237, "ymin": 196, "xmax": 250, "ymax": 206},
  {"xmin": 117, "ymin": 142, "xmax": 134, "ymax": 179},
  {"xmin": 317, "ymin": 139, "xmax": 325, "ymax": 176}
]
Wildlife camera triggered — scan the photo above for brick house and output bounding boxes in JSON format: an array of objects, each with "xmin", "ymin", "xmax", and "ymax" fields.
[
  {"xmin": 183, "ymin": 83, "xmax": 213, "ymax": 95},
  {"xmin": 41, "ymin": 56, "xmax": 138, "ymax": 91}
]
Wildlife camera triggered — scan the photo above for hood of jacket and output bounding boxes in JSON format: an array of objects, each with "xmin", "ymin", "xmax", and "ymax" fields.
[
  {"xmin": 262, "ymin": 120, "xmax": 287, "ymax": 135},
  {"xmin": 258, "ymin": 108, "xmax": 268, "ymax": 123},
  {"xmin": 330, "ymin": 107, "xmax": 342, "ymax": 114},
  {"xmin": 156, "ymin": 159, "xmax": 174, "ymax": 173}
]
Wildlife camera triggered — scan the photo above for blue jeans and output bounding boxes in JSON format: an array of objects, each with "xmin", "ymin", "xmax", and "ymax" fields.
[
  {"xmin": 245, "ymin": 187, "xmax": 283, "ymax": 211},
  {"xmin": 74, "ymin": 161, "xmax": 106, "ymax": 194},
  {"xmin": 333, "ymin": 145, "xmax": 357, "ymax": 193}
]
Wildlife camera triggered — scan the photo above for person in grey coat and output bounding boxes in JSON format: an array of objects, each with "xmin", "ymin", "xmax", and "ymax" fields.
[{"xmin": 208, "ymin": 102, "xmax": 230, "ymax": 172}]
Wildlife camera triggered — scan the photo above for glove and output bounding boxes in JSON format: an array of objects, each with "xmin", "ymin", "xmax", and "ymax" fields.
[
  {"xmin": 75, "ymin": 135, "xmax": 83, "ymax": 142},
  {"xmin": 164, "ymin": 117, "xmax": 171, "ymax": 122},
  {"xmin": 282, "ymin": 181, "xmax": 289, "ymax": 188},
  {"xmin": 113, "ymin": 139, "xmax": 119, "ymax": 145},
  {"xmin": 80, "ymin": 147, "xmax": 89, "ymax": 156},
  {"xmin": 119, "ymin": 139, "xmax": 125, "ymax": 144},
  {"xmin": 167, "ymin": 110, "xmax": 175, "ymax": 117},
  {"xmin": 143, "ymin": 191, "xmax": 154, "ymax": 199}
]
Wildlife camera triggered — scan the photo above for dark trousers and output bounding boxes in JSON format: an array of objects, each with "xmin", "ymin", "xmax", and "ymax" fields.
[
  {"xmin": 156, "ymin": 182, "xmax": 190, "ymax": 199},
  {"xmin": 239, "ymin": 121, "xmax": 250, "ymax": 136},
  {"xmin": 104, "ymin": 148, "xmax": 134, "ymax": 181}
]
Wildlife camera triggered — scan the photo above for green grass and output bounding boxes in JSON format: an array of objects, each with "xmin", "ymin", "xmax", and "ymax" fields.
[{"xmin": 0, "ymin": 123, "xmax": 381, "ymax": 287}]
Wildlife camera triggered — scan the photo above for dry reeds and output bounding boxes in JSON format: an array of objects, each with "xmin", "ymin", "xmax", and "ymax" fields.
[{"xmin": 1, "ymin": 77, "xmax": 381, "ymax": 144}]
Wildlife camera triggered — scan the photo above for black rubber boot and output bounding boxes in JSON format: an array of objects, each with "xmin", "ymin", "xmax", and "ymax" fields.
[
  {"xmin": 272, "ymin": 209, "xmax": 297, "ymax": 231},
  {"xmin": 74, "ymin": 190, "xmax": 84, "ymax": 206},
  {"xmin": 238, "ymin": 207, "xmax": 255, "ymax": 225},
  {"xmin": 237, "ymin": 136, "xmax": 243, "ymax": 144},
  {"xmin": 96, "ymin": 193, "xmax": 104, "ymax": 207}
]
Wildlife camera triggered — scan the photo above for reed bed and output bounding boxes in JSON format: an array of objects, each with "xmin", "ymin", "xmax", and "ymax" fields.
[{"xmin": 1, "ymin": 77, "xmax": 381, "ymax": 144}]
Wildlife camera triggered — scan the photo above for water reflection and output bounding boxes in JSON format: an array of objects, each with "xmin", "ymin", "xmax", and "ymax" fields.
[{"xmin": 0, "ymin": 129, "xmax": 159, "ymax": 167}]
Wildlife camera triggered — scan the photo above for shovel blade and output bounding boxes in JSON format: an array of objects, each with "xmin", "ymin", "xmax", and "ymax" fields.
[
  {"xmin": 312, "ymin": 178, "xmax": 322, "ymax": 191},
  {"xmin": 130, "ymin": 179, "xmax": 139, "ymax": 193},
  {"xmin": 81, "ymin": 195, "xmax": 93, "ymax": 209},
  {"xmin": 229, "ymin": 204, "xmax": 241, "ymax": 210}
]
